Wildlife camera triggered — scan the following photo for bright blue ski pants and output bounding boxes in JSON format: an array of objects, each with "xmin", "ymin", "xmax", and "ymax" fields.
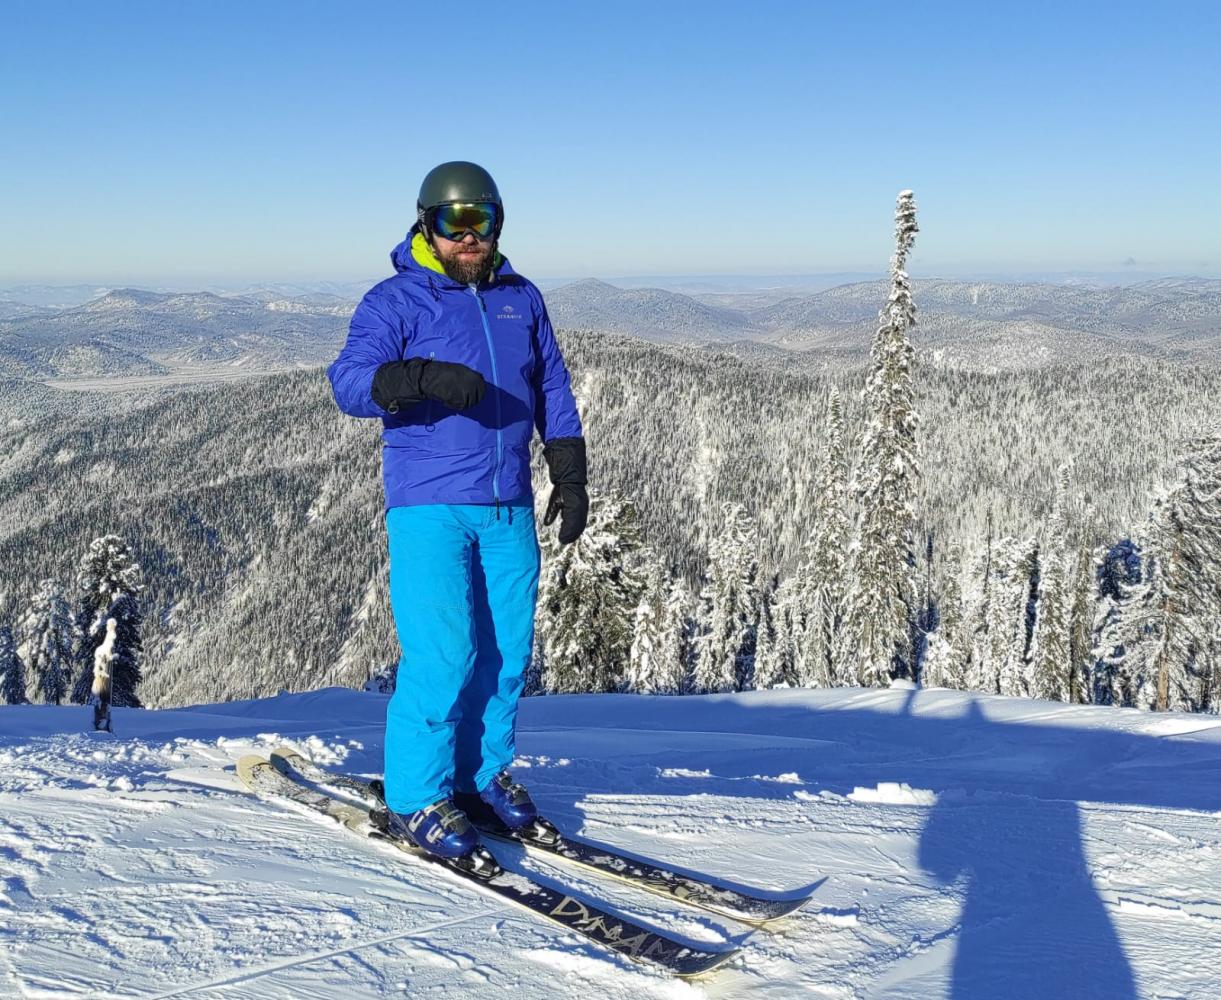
[{"xmin": 383, "ymin": 496, "xmax": 540, "ymax": 814}]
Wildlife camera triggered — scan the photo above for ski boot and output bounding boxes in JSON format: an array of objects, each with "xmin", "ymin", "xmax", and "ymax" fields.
[
  {"xmin": 383, "ymin": 798, "xmax": 501, "ymax": 879},
  {"xmin": 457, "ymin": 771, "xmax": 562, "ymax": 847}
]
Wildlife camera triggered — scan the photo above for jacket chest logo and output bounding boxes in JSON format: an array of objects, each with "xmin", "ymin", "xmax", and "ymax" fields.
[{"xmin": 496, "ymin": 302, "xmax": 524, "ymax": 320}]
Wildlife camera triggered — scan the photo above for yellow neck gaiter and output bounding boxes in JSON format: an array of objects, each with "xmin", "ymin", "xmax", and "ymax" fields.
[{"xmin": 411, "ymin": 231, "xmax": 503, "ymax": 277}]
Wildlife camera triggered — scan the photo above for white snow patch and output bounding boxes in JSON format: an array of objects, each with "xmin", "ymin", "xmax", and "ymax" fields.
[
  {"xmin": 1145, "ymin": 716, "xmax": 1221, "ymax": 737},
  {"xmin": 794, "ymin": 789, "xmax": 845, "ymax": 802},
  {"xmin": 848, "ymin": 781, "xmax": 938, "ymax": 806},
  {"xmin": 812, "ymin": 905, "xmax": 861, "ymax": 926},
  {"xmin": 659, "ymin": 767, "xmax": 712, "ymax": 779},
  {"xmin": 751, "ymin": 771, "xmax": 803, "ymax": 784}
]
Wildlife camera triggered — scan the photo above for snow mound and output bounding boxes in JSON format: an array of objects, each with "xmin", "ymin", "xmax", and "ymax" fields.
[{"xmin": 847, "ymin": 781, "xmax": 938, "ymax": 806}]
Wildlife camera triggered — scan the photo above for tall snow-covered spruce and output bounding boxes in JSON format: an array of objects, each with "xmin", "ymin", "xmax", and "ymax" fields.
[
  {"xmin": 692, "ymin": 501, "xmax": 761, "ymax": 693},
  {"xmin": 1030, "ymin": 465, "xmax": 1074, "ymax": 701},
  {"xmin": 0, "ymin": 624, "xmax": 28, "ymax": 705},
  {"xmin": 21, "ymin": 580, "xmax": 76, "ymax": 705},
  {"xmin": 794, "ymin": 387, "xmax": 849, "ymax": 688},
  {"xmin": 70, "ymin": 535, "xmax": 145, "ymax": 708},
  {"xmin": 836, "ymin": 190, "xmax": 922, "ymax": 686}
]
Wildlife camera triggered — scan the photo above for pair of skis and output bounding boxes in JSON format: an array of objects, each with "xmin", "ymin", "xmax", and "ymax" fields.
[{"xmin": 236, "ymin": 746, "xmax": 814, "ymax": 979}]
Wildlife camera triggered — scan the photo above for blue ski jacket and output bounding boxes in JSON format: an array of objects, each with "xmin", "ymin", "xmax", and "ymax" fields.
[{"xmin": 327, "ymin": 223, "xmax": 583, "ymax": 510}]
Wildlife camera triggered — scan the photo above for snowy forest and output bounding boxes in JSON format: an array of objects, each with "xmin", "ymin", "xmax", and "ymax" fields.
[
  {"xmin": 0, "ymin": 533, "xmax": 144, "ymax": 710},
  {"xmin": 2, "ymin": 194, "xmax": 1221, "ymax": 714}
]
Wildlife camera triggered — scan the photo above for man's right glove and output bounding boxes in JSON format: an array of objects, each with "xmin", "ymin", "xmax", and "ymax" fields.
[
  {"xmin": 372, "ymin": 358, "xmax": 487, "ymax": 414},
  {"xmin": 542, "ymin": 436, "xmax": 588, "ymax": 545}
]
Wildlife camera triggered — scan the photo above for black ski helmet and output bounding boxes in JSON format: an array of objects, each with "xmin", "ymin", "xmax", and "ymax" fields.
[{"xmin": 416, "ymin": 160, "xmax": 503, "ymax": 241}]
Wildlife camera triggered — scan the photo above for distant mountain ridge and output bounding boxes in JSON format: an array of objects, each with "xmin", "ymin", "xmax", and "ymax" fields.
[
  {"xmin": 2, "ymin": 276, "xmax": 1218, "ymax": 379},
  {"xmin": 0, "ymin": 288, "xmax": 353, "ymax": 377}
]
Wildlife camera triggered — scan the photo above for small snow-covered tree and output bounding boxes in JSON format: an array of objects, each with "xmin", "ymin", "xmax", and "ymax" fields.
[
  {"xmin": 70, "ymin": 534, "xmax": 144, "ymax": 708},
  {"xmin": 1029, "ymin": 465, "xmax": 1073, "ymax": 701},
  {"xmin": 921, "ymin": 544, "xmax": 969, "ymax": 690},
  {"xmin": 92, "ymin": 617, "xmax": 117, "ymax": 731},
  {"xmin": 22, "ymin": 580, "xmax": 76, "ymax": 705},
  {"xmin": 624, "ymin": 556, "xmax": 669, "ymax": 694},
  {"xmin": 764, "ymin": 572, "xmax": 801, "ymax": 687},
  {"xmin": 995, "ymin": 537, "xmax": 1038, "ymax": 699},
  {"xmin": 1066, "ymin": 545, "xmax": 1099, "ymax": 704},
  {"xmin": 1092, "ymin": 548, "xmax": 1157, "ymax": 708},
  {"xmin": 692, "ymin": 501, "xmax": 760, "ymax": 693},
  {"xmin": 837, "ymin": 190, "xmax": 921, "ymax": 686},
  {"xmin": 752, "ymin": 575, "xmax": 789, "ymax": 690},
  {"xmin": 653, "ymin": 574, "xmax": 696, "ymax": 694},
  {"xmin": 962, "ymin": 509, "xmax": 996, "ymax": 692},
  {"xmin": 535, "ymin": 490, "xmax": 646, "ymax": 693},
  {"xmin": 1090, "ymin": 540, "xmax": 1144, "ymax": 705},
  {"xmin": 0, "ymin": 624, "xmax": 28, "ymax": 705}
]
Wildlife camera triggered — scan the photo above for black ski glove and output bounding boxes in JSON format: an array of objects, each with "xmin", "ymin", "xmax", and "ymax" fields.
[
  {"xmin": 372, "ymin": 358, "xmax": 487, "ymax": 414},
  {"xmin": 542, "ymin": 436, "xmax": 588, "ymax": 545}
]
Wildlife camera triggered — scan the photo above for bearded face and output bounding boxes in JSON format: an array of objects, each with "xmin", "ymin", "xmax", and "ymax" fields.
[{"xmin": 430, "ymin": 230, "xmax": 498, "ymax": 285}]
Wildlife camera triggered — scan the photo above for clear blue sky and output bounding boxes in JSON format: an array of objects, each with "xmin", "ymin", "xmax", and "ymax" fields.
[{"xmin": 2, "ymin": 0, "xmax": 1218, "ymax": 286}]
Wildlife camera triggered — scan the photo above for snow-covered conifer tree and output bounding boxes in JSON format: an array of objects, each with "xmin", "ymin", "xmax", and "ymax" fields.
[
  {"xmin": 692, "ymin": 501, "xmax": 760, "ymax": 693},
  {"xmin": 21, "ymin": 580, "xmax": 76, "ymax": 705},
  {"xmin": 837, "ymin": 191, "xmax": 921, "ymax": 687},
  {"xmin": 1092, "ymin": 430, "xmax": 1221, "ymax": 710},
  {"xmin": 1066, "ymin": 545, "xmax": 1099, "ymax": 704},
  {"xmin": 1091, "ymin": 539, "xmax": 1143, "ymax": 704},
  {"xmin": 653, "ymin": 575, "xmax": 696, "ymax": 694},
  {"xmin": 92, "ymin": 617, "xmax": 117, "ymax": 731},
  {"xmin": 0, "ymin": 624, "xmax": 28, "ymax": 705},
  {"xmin": 794, "ymin": 388, "xmax": 849, "ymax": 687},
  {"xmin": 70, "ymin": 534, "xmax": 144, "ymax": 707},
  {"xmin": 535, "ymin": 490, "xmax": 645, "ymax": 693},
  {"xmin": 1030, "ymin": 465, "xmax": 1073, "ymax": 701},
  {"xmin": 1092, "ymin": 548, "xmax": 1156, "ymax": 708},
  {"xmin": 995, "ymin": 537, "xmax": 1038, "ymax": 698},
  {"xmin": 752, "ymin": 575, "xmax": 789, "ymax": 689},
  {"xmin": 763, "ymin": 573, "xmax": 800, "ymax": 687},
  {"xmin": 961, "ymin": 510, "xmax": 996, "ymax": 692},
  {"xmin": 921, "ymin": 545, "xmax": 968, "ymax": 689},
  {"xmin": 1201, "ymin": 629, "xmax": 1221, "ymax": 714},
  {"xmin": 624, "ymin": 557, "xmax": 670, "ymax": 694}
]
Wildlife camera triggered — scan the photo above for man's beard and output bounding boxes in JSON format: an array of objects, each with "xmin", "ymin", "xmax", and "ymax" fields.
[{"xmin": 438, "ymin": 242, "xmax": 496, "ymax": 285}]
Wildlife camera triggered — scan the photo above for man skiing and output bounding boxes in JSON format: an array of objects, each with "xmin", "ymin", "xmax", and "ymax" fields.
[{"xmin": 327, "ymin": 160, "xmax": 588, "ymax": 863}]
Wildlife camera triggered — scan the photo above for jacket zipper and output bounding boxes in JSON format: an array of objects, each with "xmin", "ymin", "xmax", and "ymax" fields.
[{"xmin": 470, "ymin": 284, "xmax": 502, "ymax": 518}]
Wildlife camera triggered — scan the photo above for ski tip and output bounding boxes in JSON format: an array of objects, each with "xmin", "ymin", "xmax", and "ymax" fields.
[
  {"xmin": 760, "ymin": 892, "xmax": 817, "ymax": 923},
  {"xmin": 677, "ymin": 946, "xmax": 743, "ymax": 979},
  {"xmin": 733, "ymin": 886, "xmax": 823, "ymax": 927},
  {"xmin": 235, "ymin": 753, "xmax": 273, "ymax": 789}
]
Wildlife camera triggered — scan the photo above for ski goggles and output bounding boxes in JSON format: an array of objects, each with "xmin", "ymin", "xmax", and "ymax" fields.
[{"xmin": 430, "ymin": 202, "xmax": 500, "ymax": 241}]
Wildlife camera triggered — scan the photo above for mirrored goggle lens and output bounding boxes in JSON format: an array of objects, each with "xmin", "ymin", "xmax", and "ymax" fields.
[{"xmin": 433, "ymin": 202, "xmax": 498, "ymax": 239}]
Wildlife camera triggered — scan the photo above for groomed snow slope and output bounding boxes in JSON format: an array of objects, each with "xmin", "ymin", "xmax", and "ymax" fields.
[{"xmin": 3, "ymin": 685, "xmax": 1221, "ymax": 998}]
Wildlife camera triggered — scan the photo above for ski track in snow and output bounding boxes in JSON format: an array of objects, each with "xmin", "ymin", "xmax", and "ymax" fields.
[{"xmin": 2, "ymin": 685, "xmax": 1221, "ymax": 997}]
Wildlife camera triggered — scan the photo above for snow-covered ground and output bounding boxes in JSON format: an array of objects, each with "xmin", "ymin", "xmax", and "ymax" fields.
[{"xmin": 3, "ymin": 685, "xmax": 1221, "ymax": 998}]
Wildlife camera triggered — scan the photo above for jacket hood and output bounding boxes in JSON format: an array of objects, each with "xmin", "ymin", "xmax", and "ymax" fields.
[{"xmin": 389, "ymin": 222, "xmax": 513, "ymax": 287}]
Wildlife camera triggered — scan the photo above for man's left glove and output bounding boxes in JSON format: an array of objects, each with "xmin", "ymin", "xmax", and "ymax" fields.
[{"xmin": 542, "ymin": 436, "xmax": 588, "ymax": 545}]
